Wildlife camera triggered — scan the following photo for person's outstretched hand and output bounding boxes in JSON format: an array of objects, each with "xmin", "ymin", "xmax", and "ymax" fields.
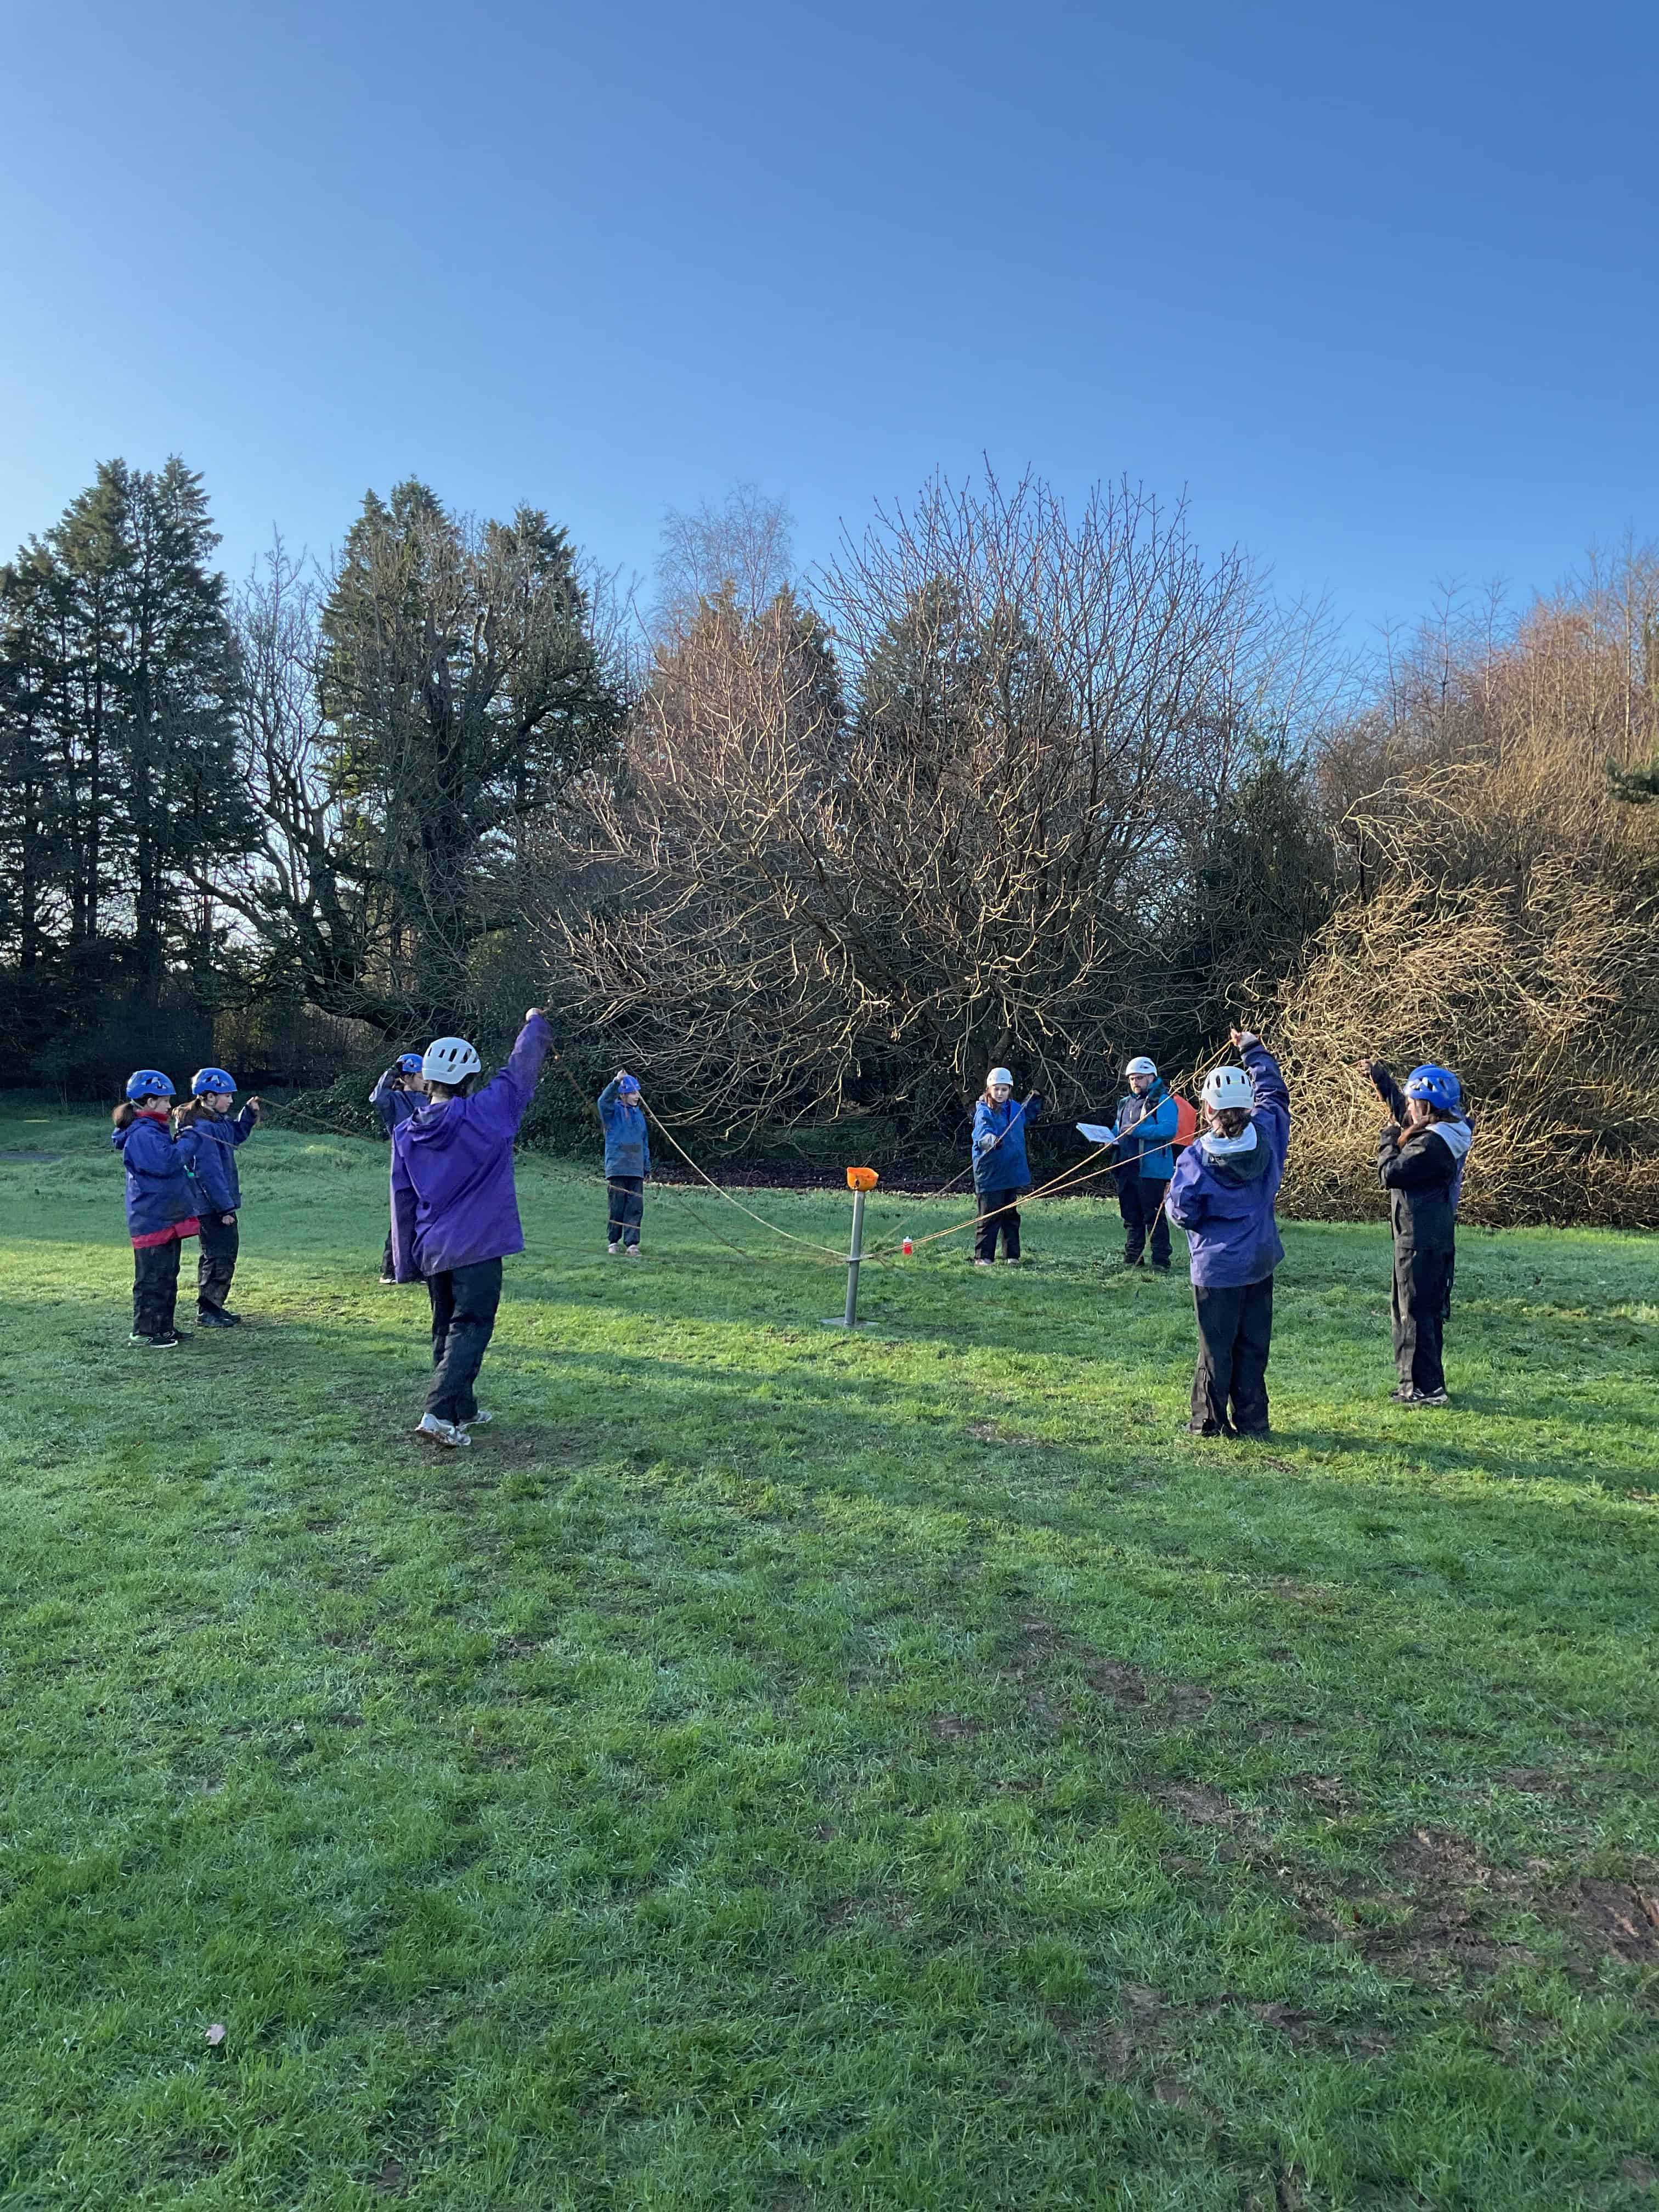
[
  {"xmin": 246, "ymin": 1096, "xmax": 264, "ymax": 1120},
  {"xmin": 1230, "ymin": 1026, "xmax": 1261, "ymax": 1051}
]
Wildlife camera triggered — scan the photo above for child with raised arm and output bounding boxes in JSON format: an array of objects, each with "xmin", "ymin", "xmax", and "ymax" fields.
[
  {"xmin": 111, "ymin": 1071, "xmax": 201, "ymax": 1347},
  {"xmin": 175, "ymin": 1068, "xmax": 263, "ymax": 1328},
  {"xmin": 371, "ymin": 1054, "xmax": 427, "ymax": 1282},
  {"xmin": 971, "ymin": 1067, "xmax": 1044, "ymax": 1266},
  {"xmin": 597, "ymin": 1070, "xmax": 650, "ymax": 1256},
  {"xmin": 1360, "ymin": 1057, "xmax": 1472, "ymax": 1408},
  {"xmin": 391, "ymin": 1011, "xmax": 553, "ymax": 1449},
  {"xmin": 1164, "ymin": 1029, "xmax": 1291, "ymax": 1438}
]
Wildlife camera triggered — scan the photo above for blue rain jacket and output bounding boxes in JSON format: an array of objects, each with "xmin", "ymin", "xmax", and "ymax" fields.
[
  {"xmin": 112, "ymin": 1111, "xmax": 201, "ymax": 1244},
  {"xmin": 1164, "ymin": 1044, "xmax": 1291, "ymax": 1287},
  {"xmin": 1112, "ymin": 1082, "xmax": 1179, "ymax": 1182},
  {"xmin": 597, "ymin": 1079, "xmax": 651, "ymax": 1177},
  {"xmin": 190, "ymin": 1105, "xmax": 257, "ymax": 1214},
  {"xmin": 391, "ymin": 1015, "xmax": 551, "ymax": 1280},
  {"xmin": 370, "ymin": 1068, "xmax": 423, "ymax": 1138},
  {"xmin": 972, "ymin": 1094, "xmax": 1040, "ymax": 1194}
]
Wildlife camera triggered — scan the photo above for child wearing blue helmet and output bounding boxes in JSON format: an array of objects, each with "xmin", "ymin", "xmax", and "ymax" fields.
[
  {"xmin": 111, "ymin": 1071, "xmax": 201, "ymax": 1346},
  {"xmin": 371, "ymin": 1054, "xmax": 427, "ymax": 1281},
  {"xmin": 176, "ymin": 1069, "xmax": 263, "ymax": 1327},
  {"xmin": 1360, "ymin": 1057, "xmax": 1473, "ymax": 1407},
  {"xmin": 597, "ymin": 1070, "xmax": 650, "ymax": 1255}
]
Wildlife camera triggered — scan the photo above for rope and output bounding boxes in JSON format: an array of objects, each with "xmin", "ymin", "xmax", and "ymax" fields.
[{"xmin": 640, "ymin": 1102, "xmax": 850, "ymax": 1258}]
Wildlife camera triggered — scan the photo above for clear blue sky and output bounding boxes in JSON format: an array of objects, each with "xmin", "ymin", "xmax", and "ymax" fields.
[{"xmin": 3, "ymin": 0, "xmax": 1655, "ymax": 640}]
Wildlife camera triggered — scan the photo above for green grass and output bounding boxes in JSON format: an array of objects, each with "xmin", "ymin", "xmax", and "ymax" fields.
[{"xmin": 2, "ymin": 1098, "xmax": 1657, "ymax": 2211}]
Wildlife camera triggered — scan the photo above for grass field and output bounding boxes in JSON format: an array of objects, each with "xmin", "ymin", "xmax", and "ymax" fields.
[{"xmin": 2, "ymin": 1097, "xmax": 1657, "ymax": 2211}]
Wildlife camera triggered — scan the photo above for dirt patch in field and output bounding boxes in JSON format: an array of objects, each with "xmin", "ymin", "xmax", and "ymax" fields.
[
  {"xmin": 1566, "ymin": 1880, "xmax": 1659, "ymax": 1962},
  {"xmin": 931, "ymin": 1712, "xmax": 984, "ymax": 1741}
]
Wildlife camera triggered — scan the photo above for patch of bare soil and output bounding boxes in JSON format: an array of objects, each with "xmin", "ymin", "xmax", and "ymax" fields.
[
  {"xmin": 931, "ymin": 1713, "xmax": 983, "ymax": 1741},
  {"xmin": 1566, "ymin": 1881, "xmax": 1659, "ymax": 1963},
  {"xmin": 1163, "ymin": 1784, "xmax": 1240, "ymax": 1827},
  {"xmin": 1359, "ymin": 1829, "xmax": 1659, "ymax": 1978}
]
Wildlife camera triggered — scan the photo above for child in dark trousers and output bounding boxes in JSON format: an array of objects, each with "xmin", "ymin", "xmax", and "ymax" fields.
[
  {"xmin": 371, "ymin": 1056, "xmax": 427, "ymax": 1280},
  {"xmin": 175, "ymin": 1069, "xmax": 263, "ymax": 1327},
  {"xmin": 111, "ymin": 1071, "xmax": 201, "ymax": 1347},
  {"xmin": 391, "ymin": 1013, "xmax": 554, "ymax": 1448},
  {"xmin": 971, "ymin": 1068, "xmax": 1044, "ymax": 1264},
  {"xmin": 1165, "ymin": 1030, "xmax": 1291, "ymax": 1438},
  {"xmin": 597, "ymin": 1071, "xmax": 651, "ymax": 1254},
  {"xmin": 1361, "ymin": 1058, "xmax": 1472, "ymax": 1407}
]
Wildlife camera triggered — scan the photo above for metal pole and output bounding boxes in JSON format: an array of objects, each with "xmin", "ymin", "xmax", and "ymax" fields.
[{"xmin": 843, "ymin": 1186, "xmax": 865, "ymax": 1327}]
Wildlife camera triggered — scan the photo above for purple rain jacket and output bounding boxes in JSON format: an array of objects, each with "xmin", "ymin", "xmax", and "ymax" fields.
[
  {"xmin": 112, "ymin": 1111, "xmax": 202, "ymax": 1246},
  {"xmin": 389, "ymin": 1015, "xmax": 551, "ymax": 1280},
  {"xmin": 1164, "ymin": 1042, "xmax": 1291, "ymax": 1288},
  {"xmin": 190, "ymin": 1105, "xmax": 258, "ymax": 1214}
]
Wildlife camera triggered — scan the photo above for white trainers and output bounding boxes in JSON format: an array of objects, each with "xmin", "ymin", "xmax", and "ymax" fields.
[
  {"xmin": 607, "ymin": 1242, "xmax": 621, "ymax": 1255},
  {"xmin": 415, "ymin": 1413, "xmax": 471, "ymax": 1449},
  {"xmin": 461, "ymin": 1409, "xmax": 493, "ymax": 1429},
  {"xmin": 625, "ymin": 1245, "xmax": 642, "ymax": 1259}
]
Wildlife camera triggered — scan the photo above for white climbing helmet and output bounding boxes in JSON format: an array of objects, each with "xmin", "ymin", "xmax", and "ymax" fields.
[
  {"xmin": 1201, "ymin": 1065, "xmax": 1255, "ymax": 1111},
  {"xmin": 1125, "ymin": 1056, "xmax": 1158, "ymax": 1078},
  {"xmin": 421, "ymin": 1036, "xmax": 482, "ymax": 1084},
  {"xmin": 987, "ymin": 1066, "xmax": 1014, "ymax": 1091}
]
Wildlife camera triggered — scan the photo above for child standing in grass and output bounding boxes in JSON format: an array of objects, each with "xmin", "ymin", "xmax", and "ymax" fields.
[
  {"xmin": 174, "ymin": 1069, "xmax": 263, "ymax": 1329},
  {"xmin": 1165, "ymin": 1029, "xmax": 1290, "ymax": 1438},
  {"xmin": 972, "ymin": 1068, "xmax": 1044, "ymax": 1265},
  {"xmin": 111, "ymin": 1071, "xmax": 201, "ymax": 1348},
  {"xmin": 371, "ymin": 1054, "xmax": 427, "ymax": 1282},
  {"xmin": 1361, "ymin": 1058, "xmax": 1472, "ymax": 1409},
  {"xmin": 1110, "ymin": 1055, "xmax": 1180, "ymax": 1271},
  {"xmin": 597, "ymin": 1070, "xmax": 650, "ymax": 1256},
  {"xmin": 391, "ymin": 1011, "xmax": 553, "ymax": 1449}
]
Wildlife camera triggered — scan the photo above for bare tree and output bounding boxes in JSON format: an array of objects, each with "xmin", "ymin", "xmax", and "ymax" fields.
[{"xmin": 652, "ymin": 483, "xmax": 795, "ymax": 639}]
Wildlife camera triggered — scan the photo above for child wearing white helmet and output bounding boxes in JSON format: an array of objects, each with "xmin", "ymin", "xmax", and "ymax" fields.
[
  {"xmin": 1359, "ymin": 1057, "xmax": 1473, "ymax": 1407},
  {"xmin": 390, "ymin": 1013, "xmax": 554, "ymax": 1448},
  {"xmin": 970, "ymin": 1066, "xmax": 1044, "ymax": 1265},
  {"xmin": 1110, "ymin": 1056, "xmax": 1180, "ymax": 1271},
  {"xmin": 1164, "ymin": 1028, "xmax": 1291, "ymax": 1438}
]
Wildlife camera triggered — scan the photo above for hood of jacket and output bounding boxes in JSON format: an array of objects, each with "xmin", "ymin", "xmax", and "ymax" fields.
[
  {"xmin": 1196, "ymin": 1122, "xmax": 1274, "ymax": 1183},
  {"xmin": 1429, "ymin": 1117, "xmax": 1472, "ymax": 1161}
]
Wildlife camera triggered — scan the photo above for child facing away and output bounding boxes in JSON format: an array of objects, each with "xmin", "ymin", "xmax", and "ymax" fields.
[
  {"xmin": 111, "ymin": 1071, "xmax": 201, "ymax": 1347},
  {"xmin": 1360, "ymin": 1057, "xmax": 1472, "ymax": 1408},
  {"xmin": 1110, "ymin": 1055, "xmax": 1180, "ymax": 1271},
  {"xmin": 971, "ymin": 1068, "xmax": 1044, "ymax": 1266},
  {"xmin": 371, "ymin": 1054, "xmax": 427, "ymax": 1281},
  {"xmin": 173, "ymin": 1069, "xmax": 263, "ymax": 1328},
  {"xmin": 390, "ymin": 1011, "xmax": 553, "ymax": 1449},
  {"xmin": 1164, "ymin": 1029, "xmax": 1291, "ymax": 1438},
  {"xmin": 597, "ymin": 1070, "xmax": 650, "ymax": 1256}
]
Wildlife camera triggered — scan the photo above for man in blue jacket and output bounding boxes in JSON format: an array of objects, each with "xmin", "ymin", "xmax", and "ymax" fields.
[
  {"xmin": 1165, "ymin": 1030, "xmax": 1291, "ymax": 1439},
  {"xmin": 391, "ymin": 1011, "xmax": 552, "ymax": 1448},
  {"xmin": 597, "ymin": 1070, "xmax": 651, "ymax": 1255},
  {"xmin": 371, "ymin": 1054, "xmax": 427, "ymax": 1282},
  {"xmin": 1111, "ymin": 1056, "xmax": 1178, "ymax": 1271}
]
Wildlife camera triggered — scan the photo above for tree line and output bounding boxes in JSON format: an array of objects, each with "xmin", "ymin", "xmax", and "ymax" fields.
[{"xmin": 3, "ymin": 459, "xmax": 1656, "ymax": 1220}]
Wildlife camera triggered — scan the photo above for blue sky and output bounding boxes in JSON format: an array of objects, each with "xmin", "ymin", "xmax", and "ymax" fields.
[{"xmin": 3, "ymin": 0, "xmax": 1655, "ymax": 644}]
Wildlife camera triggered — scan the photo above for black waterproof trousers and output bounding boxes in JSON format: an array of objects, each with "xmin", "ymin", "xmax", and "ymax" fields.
[
  {"xmin": 198, "ymin": 1214, "xmax": 240, "ymax": 1316},
  {"xmin": 381, "ymin": 1228, "xmax": 396, "ymax": 1279},
  {"xmin": 1190, "ymin": 1275, "xmax": 1274, "ymax": 1436},
  {"xmin": 1119, "ymin": 1175, "xmax": 1172, "ymax": 1267},
  {"xmin": 607, "ymin": 1175, "xmax": 644, "ymax": 1248},
  {"xmin": 132, "ymin": 1239, "xmax": 183, "ymax": 1336},
  {"xmin": 1392, "ymin": 1244, "xmax": 1453, "ymax": 1396},
  {"xmin": 974, "ymin": 1188, "xmax": 1024, "ymax": 1262},
  {"xmin": 426, "ymin": 1258, "xmax": 504, "ymax": 1424}
]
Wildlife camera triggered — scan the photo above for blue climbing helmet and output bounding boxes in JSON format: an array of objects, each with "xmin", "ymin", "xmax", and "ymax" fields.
[
  {"xmin": 191, "ymin": 1066, "xmax": 236, "ymax": 1097},
  {"xmin": 618, "ymin": 1073, "xmax": 641, "ymax": 1096},
  {"xmin": 397, "ymin": 1053, "xmax": 425, "ymax": 1075},
  {"xmin": 1406, "ymin": 1063, "xmax": 1462, "ymax": 1113},
  {"xmin": 125, "ymin": 1069, "xmax": 175, "ymax": 1102}
]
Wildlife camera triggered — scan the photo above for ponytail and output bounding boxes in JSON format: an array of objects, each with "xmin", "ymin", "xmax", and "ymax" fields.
[{"xmin": 111, "ymin": 1101, "xmax": 136, "ymax": 1130}]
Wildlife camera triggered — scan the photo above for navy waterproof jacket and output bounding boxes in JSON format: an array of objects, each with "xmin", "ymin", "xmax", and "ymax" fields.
[
  {"xmin": 972, "ymin": 1094, "xmax": 1041, "ymax": 1194},
  {"xmin": 390, "ymin": 1015, "xmax": 552, "ymax": 1280},
  {"xmin": 597, "ymin": 1079, "xmax": 651, "ymax": 1177},
  {"xmin": 370, "ymin": 1068, "xmax": 422, "ymax": 1139},
  {"xmin": 190, "ymin": 1105, "xmax": 257, "ymax": 1214},
  {"xmin": 1164, "ymin": 1043, "xmax": 1291, "ymax": 1288},
  {"xmin": 112, "ymin": 1112, "xmax": 201, "ymax": 1246},
  {"xmin": 1112, "ymin": 1083, "xmax": 1179, "ymax": 1182}
]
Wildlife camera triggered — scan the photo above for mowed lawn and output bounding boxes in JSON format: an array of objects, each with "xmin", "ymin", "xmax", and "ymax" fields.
[{"xmin": 2, "ymin": 1102, "xmax": 1657, "ymax": 2212}]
